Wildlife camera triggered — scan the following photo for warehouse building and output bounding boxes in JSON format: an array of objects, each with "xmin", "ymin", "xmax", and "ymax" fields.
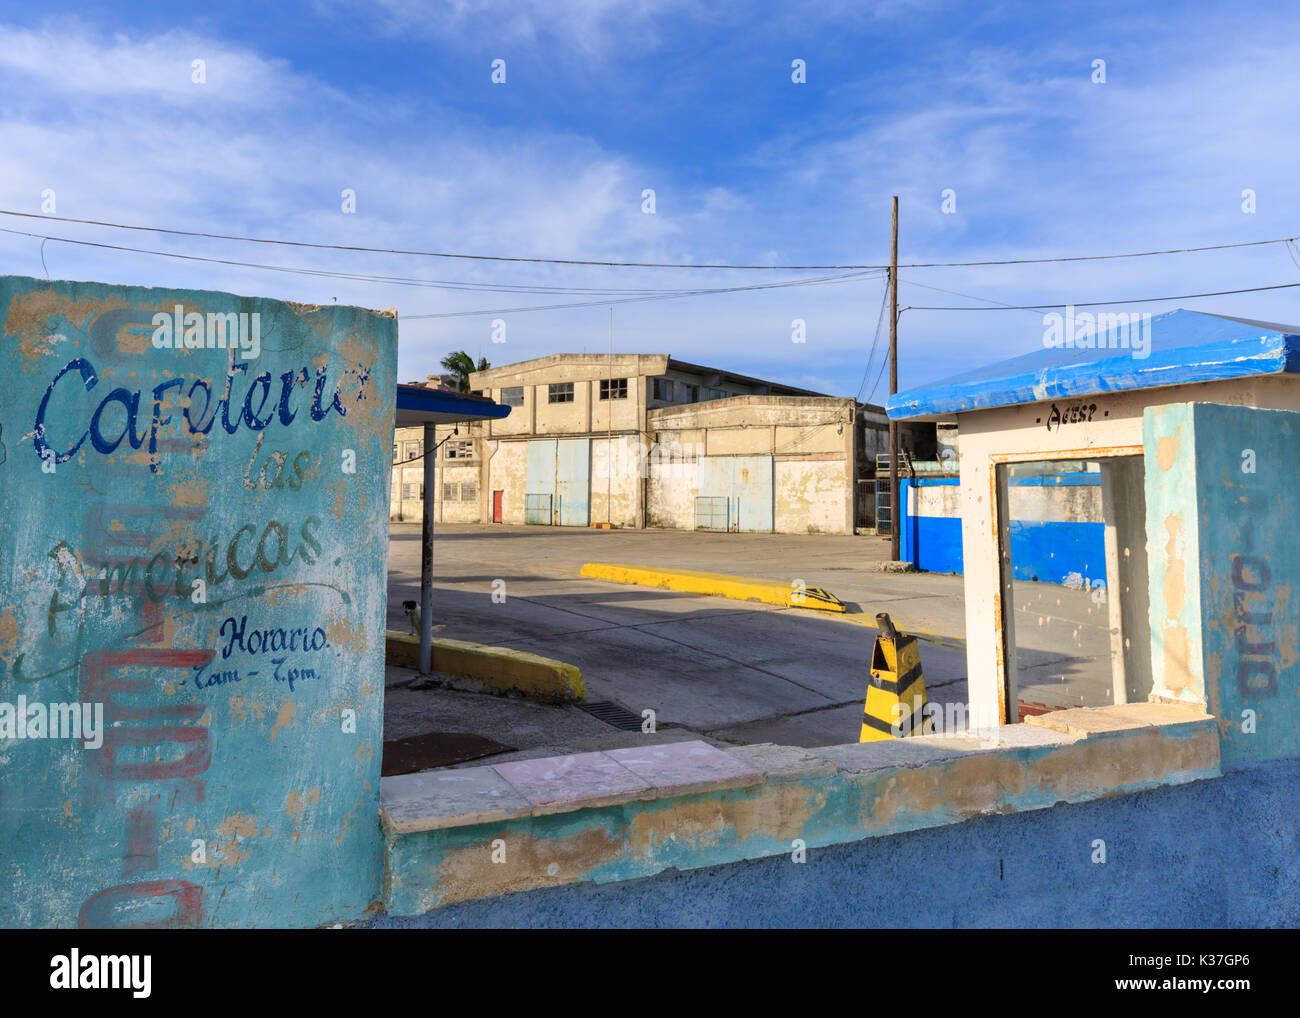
[{"xmin": 391, "ymin": 354, "xmax": 932, "ymax": 534}]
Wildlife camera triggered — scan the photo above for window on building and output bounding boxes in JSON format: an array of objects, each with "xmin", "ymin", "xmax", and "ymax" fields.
[
  {"xmin": 445, "ymin": 440, "xmax": 475, "ymax": 460},
  {"xmin": 548, "ymin": 382, "xmax": 575, "ymax": 404},
  {"xmin": 402, "ymin": 483, "xmax": 423, "ymax": 500},
  {"xmin": 653, "ymin": 378, "xmax": 674, "ymax": 401},
  {"xmin": 599, "ymin": 378, "xmax": 628, "ymax": 400},
  {"xmin": 460, "ymin": 482, "xmax": 478, "ymax": 503},
  {"xmin": 995, "ymin": 456, "xmax": 1151, "ymax": 719},
  {"xmin": 442, "ymin": 481, "xmax": 458, "ymax": 501},
  {"xmin": 681, "ymin": 384, "xmax": 698, "ymax": 403},
  {"xmin": 404, "ymin": 440, "xmax": 423, "ymax": 460},
  {"xmin": 706, "ymin": 388, "xmax": 728, "ymax": 401},
  {"xmin": 501, "ymin": 386, "xmax": 525, "ymax": 406}
]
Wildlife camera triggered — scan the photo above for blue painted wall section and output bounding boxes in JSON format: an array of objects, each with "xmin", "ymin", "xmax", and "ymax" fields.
[
  {"xmin": 0, "ymin": 275, "xmax": 395, "ymax": 928},
  {"xmin": 901, "ymin": 478, "xmax": 963, "ymax": 573},
  {"xmin": 902, "ymin": 475, "xmax": 1105, "ymax": 583},
  {"xmin": 369, "ymin": 757, "xmax": 1300, "ymax": 929}
]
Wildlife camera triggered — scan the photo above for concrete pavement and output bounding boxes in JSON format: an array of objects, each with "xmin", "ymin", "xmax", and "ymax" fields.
[{"xmin": 386, "ymin": 523, "xmax": 970, "ymax": 748}]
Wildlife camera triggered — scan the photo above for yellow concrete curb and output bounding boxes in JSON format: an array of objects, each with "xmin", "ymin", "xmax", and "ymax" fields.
[
  {"xmin": 579, "ymin": 562, "xmax": 846, "ymax": 612},
  {"xmin": 580, "ymin": 562, "xmax": 965, "ymax": 647},
  {"xmin": 385, "ymin": 631, "xmax": 585, "ymax": 704}
]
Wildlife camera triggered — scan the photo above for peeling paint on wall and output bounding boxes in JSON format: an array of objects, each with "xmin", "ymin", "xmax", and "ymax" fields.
[{"xmin": 0, "ymin": 275, "xmax": 395, "ymax": 928}]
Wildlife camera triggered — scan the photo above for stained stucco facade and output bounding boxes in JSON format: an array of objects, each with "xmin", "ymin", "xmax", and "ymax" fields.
[{"xmin": 390, "ymin": 354, "xmax": 894, "ymax": 536}]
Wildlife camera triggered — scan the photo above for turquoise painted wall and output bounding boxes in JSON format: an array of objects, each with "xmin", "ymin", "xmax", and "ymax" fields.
[
  {"xmin": 0, "ymin": 276, "xmax": 395, "ymax": 927},
  {"xmin": 369, "ymin": 756, "xmax": 1300, "ymax": 929},
  {"xmin": 1145, "ymin": 401, "xmax": 1300, "ymax": 768}
]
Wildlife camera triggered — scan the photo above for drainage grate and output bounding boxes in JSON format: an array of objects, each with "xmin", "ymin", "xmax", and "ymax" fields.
[
  {"xmin": 578, "ymin": 700, "xmax": 645, "ymax": 731},
  {"xmin": 381, "ymin": 731, "xmax": 515, "ymax": 776}
]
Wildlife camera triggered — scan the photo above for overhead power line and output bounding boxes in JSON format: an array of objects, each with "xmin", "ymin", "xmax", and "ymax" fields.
[
  {"xmin": 901, "ymin": 280, "xmax": 1300, "ymax": 310},
  {"xmin": 1, "ymin": 226, "xmax": 882, "ymax": 315},
  {"xmin": 0, "ymin": 209, "xmax": 1295, "ymax": 271},
  {"xmin": 399, "ymin": 270, "xmax": 884, "ymax": 318},
  {"xmin": 854, "ymin": 272, "xmax": 891, "ymax": 401}
]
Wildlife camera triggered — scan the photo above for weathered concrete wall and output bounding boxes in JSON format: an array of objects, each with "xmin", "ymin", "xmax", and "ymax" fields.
[
  {"xmin": 589, "ymin": 437, "xmax": 641, "ymax": 528},
  {"xmin": 952, "ymin": 380, "xmax": 1300, "ymax": 726},
  {"xmin": 773, "ymin": 459, "xmax": 848, "ymax": 534},
  {"xmin": 488, "ymin": 440, "xmax": 528, "ymax": 525},
  {"xmin": 650, "ymin": 397, "xmax": 855, "ymax": 535},
  {"xmin": 0, "ymin": 275, "xmax": 395, "ymax": 928},
  {"xmin": 438, "ymin": 463, "xmax": 481, "ymax": 523},
  {"xmin": 370, "ymin": 755, "xmax": 1300, "ymax": 928},
  {"xmin": 1145, "ymin": 402, "xmax": 1300, "ymax": 767},
  {"xmin": 474, "ymin": 354, "xmax": 669, "ymax": 439},
  {"xmin": 379, "ymin": 704, "xmax": 1218, "ymax": 915},
  {"xmin": 390, "ymin": 424, "xmax": 424, "ymax": 522},
  {"xmin": 646, "ymin": 458, "xmax": 698, "ymax": 530},
  {"xmin": 390, "ymin": 422, "xmax": 488, "ymax": 524}
]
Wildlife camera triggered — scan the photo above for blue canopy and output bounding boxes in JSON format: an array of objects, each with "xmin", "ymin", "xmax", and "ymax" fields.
[
  {"xmin": 887, "ymin": 309, "xmax": 1300, "ymax": 420},
  {"xmin": 395, "ymin": 383, "xmax": 511, "ymax": 426}
]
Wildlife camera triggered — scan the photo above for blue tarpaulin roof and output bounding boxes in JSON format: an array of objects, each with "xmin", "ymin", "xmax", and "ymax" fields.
[{"xmin": 886, "ymin": 309, "xmax": 1300, "ymax": 420}]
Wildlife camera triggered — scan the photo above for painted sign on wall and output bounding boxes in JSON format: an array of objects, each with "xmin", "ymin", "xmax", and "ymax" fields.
[
  {"xmin": 1144, "ymin": 402, "xmax": 1300, "ymax": 767},
  {"xmin": 0, "ymin": 275, "xmax": 395, "ymax": 927}
]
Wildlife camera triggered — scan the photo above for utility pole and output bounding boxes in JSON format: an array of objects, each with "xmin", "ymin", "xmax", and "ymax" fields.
[
  {"xmin": 889, "ymin": 195, "xmax": 900, "ymax": 562},
  {"xmin": 608, "ymin": 307, "xmax": 614, "ymax": 524}
]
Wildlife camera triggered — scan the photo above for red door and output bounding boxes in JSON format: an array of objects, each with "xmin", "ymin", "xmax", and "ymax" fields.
[{"xmin": 492, "ymin": 490, "xmax": 504, "ymax": 523}]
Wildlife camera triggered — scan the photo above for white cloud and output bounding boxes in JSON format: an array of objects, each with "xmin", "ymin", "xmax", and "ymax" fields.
[{"xmin": 1, "ymin": 9, "xmax": 1297, "ymax": 398}]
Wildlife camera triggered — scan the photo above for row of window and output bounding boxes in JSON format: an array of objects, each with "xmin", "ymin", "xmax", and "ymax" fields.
[
  {"xmin": 394, "ymin": 439, "xmax": 479, "ymax": 462},
  {"xmin": 394, "ymin": 482, "xmax": 478, "ymax": 502},
  {"xmin": 545, "ymin": 379, "xmax": 628, "ymax": 403},
  {"xmin": 498, "ymin": 378, "xmax": 732, "ymax": 406},
  {"xmin": 443, "ymin": 481, "xmax": 479, "ymax": 502},
  {"xmin": 653, "ymin": 379, "xmax": 729, "ymax": 402}
]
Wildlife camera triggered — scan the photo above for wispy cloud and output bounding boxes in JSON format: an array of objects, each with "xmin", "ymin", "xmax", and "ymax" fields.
[{"xmin": 1, "ymin": 5, "xmax": 1297, "ymax": 396}]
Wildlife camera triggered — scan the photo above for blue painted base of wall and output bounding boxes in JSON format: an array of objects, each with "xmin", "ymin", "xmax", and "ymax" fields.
[
  {"xmin": 1008, "ymin": 520, "xmax": 1106, "ymax": 585},
  {"xmin": 365, "ymin": 757, "xmax": 1300, "ymax": 928},
  {"xmin": 903, "ymin": 513, "xmax": 963, "ymax": 574},
  {"xmin": 901, "ymin": 476, "xmax": 1107, "ymax": 585}
]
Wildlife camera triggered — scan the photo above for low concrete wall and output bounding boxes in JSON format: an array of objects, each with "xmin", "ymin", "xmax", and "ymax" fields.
[
  {"xmin": 379, "ymin": 703, "xmax": 1217, "ymax": 915},
  {"xmin": 371, "ymin": 754, "xmax": 1300, "ymax": 928}
]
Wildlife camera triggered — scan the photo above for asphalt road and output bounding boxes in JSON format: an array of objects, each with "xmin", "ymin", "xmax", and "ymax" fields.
[{"xmin": 386, "ymin": 523, "xmax": 970, "ymax": 747}]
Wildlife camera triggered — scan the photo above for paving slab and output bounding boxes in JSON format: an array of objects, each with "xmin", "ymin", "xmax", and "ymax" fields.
[
  {"xmin": 493, "ymin": 751, "xmax": 654, "ymax": 816},
  {"xmin": 1103, "ymin": 702, "xmax": 1212, "ymax": 727},
  {"xmin": 815, "ymin": 738, "xmax": 978, "ymax": 773},
  {"xmin": 960, "ymin": 724, "xmax": 1079, "ymax": 748},
  {"xmin": 381, "ymin": 765, "xmax": 531, "ymax": 834},
  {"xmin": 1025, "ymin": 706, "xmax": 1158, "ymax": 738},
  {"xmin": 605, "ymin": 740, "xmax": 764, "ymax": 796},
  {"xmin": 723, "ymin": 742, "xmax": 836, "ymax": 779}
]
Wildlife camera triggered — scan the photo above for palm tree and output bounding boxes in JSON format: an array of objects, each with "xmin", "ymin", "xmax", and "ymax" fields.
[{"xmin": 440, "ymin": 351, "xmax": 490, "ymax": 393}]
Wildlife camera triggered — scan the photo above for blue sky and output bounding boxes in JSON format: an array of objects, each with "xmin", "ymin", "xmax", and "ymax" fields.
[{"xmin": 2, "ymin": 0, "xmax": 1298, "ymax": 397}]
